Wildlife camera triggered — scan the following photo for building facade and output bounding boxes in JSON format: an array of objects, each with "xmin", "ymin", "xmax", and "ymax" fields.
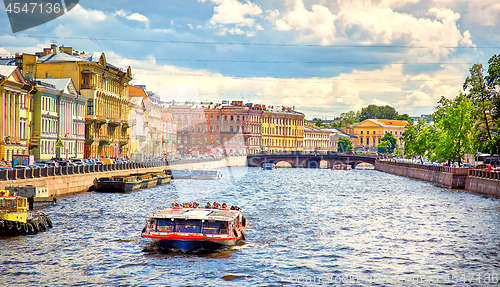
[
  {"xmin": 31, "ymin": 79, "xmax": 87, "ymax": 160},
  {"xmin": 342, "ymin": 119, "xmax": 408, "ymax": 151},
  {"xmin": 303, "ymin": 125, "xmax": 331, "ymax": 153},
  {"xmin": 261, "ymin": 106, "xmax": 305, "ymax": 153},
  {"xmin": 0, "ymin": 65, "xmax": 33, "ymax": 161},
  {"xmin": 23, "ymin": 45, "xmax": 133, "ymax": 158}
]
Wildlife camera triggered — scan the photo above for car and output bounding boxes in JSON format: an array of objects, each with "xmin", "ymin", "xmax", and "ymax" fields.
[
  {"xmin": 45, "ymin": 161, "xmax": 60, "ymax": 167},
  {"xmin": 345, "ymin": 151, "xmax": 355, "ymax": 155},
  {"xmin": 13, "ymin": 165, "xmax": 31, "ymax": 170}
]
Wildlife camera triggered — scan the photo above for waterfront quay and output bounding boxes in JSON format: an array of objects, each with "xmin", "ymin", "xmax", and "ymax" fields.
[
  {"xmin": 0, "ymin": 156, "xmax": 246, "ymax": 196},
  {"xmin": 375, "ymin": 160, "xmax": 500, "ymax": 198}
]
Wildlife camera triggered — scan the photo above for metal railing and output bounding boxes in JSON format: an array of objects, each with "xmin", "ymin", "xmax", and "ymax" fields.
[
  {"xmin": 0, "ymin": 156, "xmax": 244, "ymax": 181},
  {"xmin": 468, "ymin": 169, "xmax": 500, "ymax": 180},
  {"xmin": 376, "ymin": 160, "xmax": 469, "ymax": 175}
]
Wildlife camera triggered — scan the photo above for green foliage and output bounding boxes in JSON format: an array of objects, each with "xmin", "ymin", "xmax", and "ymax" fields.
[
  {"xmin": 463, "ymin": 55, "xmax": 500, "ymax": 154},
  {"xmin": 337, "ymin": 137, "xmax": 353, "ymax": 152},
  {"xmin": 377, "ymin": 132, "xmax": 398, "ymax": 154},
  {"xmin": 396, "ymin": 113, "xmax": 410, "ymax": 121},
  {"xmin": 359, "ymin": 105, "xmax": 399, "ymax": 121},
  {"xmin": 314, "ymin": 119, "xmax": 324, "ymax": 128},
  {"xmin": 401, "ymin": 118, "xmax": 430, "ymax": 160},
  {"xmin": 339, "ymin": 110, "xmax": 359, "ymax": 126},
  {"xmin": 428, "ymin": 94, "xmax": 476, "ymax": 166},
  {"xmin": 377, "ymin": 141, "xmax": 390, "ymax": 154}
]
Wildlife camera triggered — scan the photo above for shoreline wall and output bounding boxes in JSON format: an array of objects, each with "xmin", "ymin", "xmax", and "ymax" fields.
[
  {"xmin": 0, "ymin": 157, "xmax": 246, "ymax": 197},
  {"xmin": 374, "ymin": 160, "xmax": 468, "ymax": 189},
  {"xmin": 465, "ymin": 169, "xmax": 500, "ymax": 198}
]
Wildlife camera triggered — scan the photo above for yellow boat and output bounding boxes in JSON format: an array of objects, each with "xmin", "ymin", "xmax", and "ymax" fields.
[{"xmin": 0, "ymin": 190, "xmax": 53, "ymax": 235}]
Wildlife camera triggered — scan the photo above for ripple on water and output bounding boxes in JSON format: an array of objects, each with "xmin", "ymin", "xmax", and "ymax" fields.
[{"xmin": 1, "ymin": 167, "xmax": 500, "ymax": 286}]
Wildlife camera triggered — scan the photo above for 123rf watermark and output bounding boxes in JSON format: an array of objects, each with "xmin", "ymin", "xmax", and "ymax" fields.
[
  {"xmin": 287, "ymin": 272, "xmax": 499, "ymax": 285},
  {"xmin": 3, "ymin": 0, "xmax": 79, "ymax": 33}
]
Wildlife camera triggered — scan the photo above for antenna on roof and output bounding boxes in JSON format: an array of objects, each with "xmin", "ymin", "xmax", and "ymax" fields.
[{"xmin": 51, "ymin": 40, "xmax": 57, "ymax": 44}]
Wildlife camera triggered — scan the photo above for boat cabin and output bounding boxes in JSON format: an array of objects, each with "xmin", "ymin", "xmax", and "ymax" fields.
[{"xmin": 147, "ymin": 208, "xmax": 241, "ymax": 236}]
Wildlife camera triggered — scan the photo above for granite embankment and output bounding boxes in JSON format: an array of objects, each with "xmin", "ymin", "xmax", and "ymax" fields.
[
  {"xmin": 0, "ymin": 157, "xmax": 246, "ymax": 197},
  {"xmin": 375, "ymin": 160, "xmax": 500, "ymax": 198}
]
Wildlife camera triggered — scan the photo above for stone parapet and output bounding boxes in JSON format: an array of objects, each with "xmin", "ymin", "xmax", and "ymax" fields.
[
  {"xmin": 375, "ymin": 160, "xmax": 467, "ymax": 189},
  {"xmin": 0, "ymin": 157, "xmax": 246, "ymax": 197}
]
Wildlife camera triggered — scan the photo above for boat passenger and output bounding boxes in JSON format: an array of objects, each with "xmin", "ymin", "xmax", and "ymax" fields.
[
  {"xmin": 205, "ymin": 202, "xmax": 211, "ymax": 209},
  {"xmin": 213, "ymin": 202, "xmax": 220, "ymax": 209},
  {"xmin": 221, "ymin": 203, "xmax": 228, "ymax": 210}
]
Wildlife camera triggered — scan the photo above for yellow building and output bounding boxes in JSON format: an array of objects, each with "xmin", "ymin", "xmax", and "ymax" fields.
[
  {"xmin": 23, "ymin": 45, "xmax": 133, "ymax": 158},
  {"xmin": 342, "ymin": 119, "xmax": 408, "ymax": 151},
  {"xmin": 261, "ymin": 106, "xmax": 304, "ymax": 153},
  {"xmin": 0, "ymin": 65, "xmax": 34, "ymax": 161}
]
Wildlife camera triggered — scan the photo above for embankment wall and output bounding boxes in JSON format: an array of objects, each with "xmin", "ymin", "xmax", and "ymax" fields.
[
  {"xmin": 374, "ymin": 161, "xmax": 468, "ymax": 189},
  {"xmin": 0, "ymin": 157, "xmax": 246, "ymax": 197}
]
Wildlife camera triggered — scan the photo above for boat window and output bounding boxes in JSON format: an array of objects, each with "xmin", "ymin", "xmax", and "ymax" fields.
[
  {"xmin": 157, "ymin": 219, "xmax": 175, "ymax": 232},
  {"xmin": 203, "ymin": 221, "xmax": 220, "ymax": 234},
  {"xmin": 113, "ymin": 178, "xmax": 124, "ymax": 182},
  {"xmin": 175, "ymin": 219, "xmax": 202, "ymax": 233}
]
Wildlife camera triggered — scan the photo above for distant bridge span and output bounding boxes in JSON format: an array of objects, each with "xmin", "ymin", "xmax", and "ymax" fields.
[{"xmin": 246, "ymin": 154, "xmax": 377, "ymax": 169}]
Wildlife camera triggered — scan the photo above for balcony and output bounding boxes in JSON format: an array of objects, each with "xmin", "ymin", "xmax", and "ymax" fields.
[{"xmin": 108, "ymin": 118, "xmax": 121, "ymax": 127}]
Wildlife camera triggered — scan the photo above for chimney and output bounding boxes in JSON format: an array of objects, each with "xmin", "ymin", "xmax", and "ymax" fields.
[
  {"xmin": 43, "ymin": 48, "xmax": 52, "ymax": 56},
  {"xmin": 51, "ymin": 44, "xmax": 57, "ymax": 54}
]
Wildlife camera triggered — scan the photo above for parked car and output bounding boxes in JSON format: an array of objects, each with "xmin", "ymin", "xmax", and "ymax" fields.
[
  {"xmin": 13, "ymin": 165, "xmax": 31, "ymax": 170},
  {"xmin": 345, "ymin": 151, "xmax": 355, "ymax": 155}
]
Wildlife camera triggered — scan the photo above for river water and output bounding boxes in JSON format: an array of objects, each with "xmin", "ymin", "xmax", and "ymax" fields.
[{"xmin": 1, "ymin": 167, "xmax": 500, "ymax": 286}]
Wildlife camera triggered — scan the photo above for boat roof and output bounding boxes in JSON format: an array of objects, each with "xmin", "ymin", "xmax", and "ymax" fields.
[{"xmin": 148, "ymin": 208, "xmax": 240, "ymax": 221}]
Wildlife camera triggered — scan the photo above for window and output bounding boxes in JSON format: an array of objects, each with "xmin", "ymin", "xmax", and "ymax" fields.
[
  {"xmin": 361, "ymin": 131, "xmax": 363, "ymax": 134},
  {"xmin": 237, "ymin": 115, "xmax": 240, "ymax": 121},
  {"xmin": 360, "ymin": 138, "xmax": 363, "ymax": 145},
  {"xmin": 230, "ymin": 115, "xmax": 234, "ymax": 121},
  {"xmin": 203, "ymin": 221, "xmax": 220, "ymax": 235},
  {"xmin": 87, "ymin": 99, "xmax": 94, "ymax": 115}
]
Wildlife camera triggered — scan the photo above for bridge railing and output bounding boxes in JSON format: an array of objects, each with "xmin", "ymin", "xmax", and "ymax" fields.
[{"xmin": 376, "ymin": 160, "xmax": 469, "ymax": 175}]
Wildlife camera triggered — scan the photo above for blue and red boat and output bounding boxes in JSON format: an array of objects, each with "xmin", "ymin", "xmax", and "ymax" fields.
[{"xmin": 141, "ymin": 207, "xmax": 246, "ymax": 251}]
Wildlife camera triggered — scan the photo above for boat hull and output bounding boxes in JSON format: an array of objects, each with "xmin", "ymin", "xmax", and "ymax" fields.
[
  {"xmin": 94, "ymin": 181, "xmax": 142, "ymax": 193},
  {"xmin": 157, "ymin": 177, "xmax": 171, "ymax": 185},
  {"xmin": 151, "ymin": 238, "xmax": 237, "ymax": 251}
]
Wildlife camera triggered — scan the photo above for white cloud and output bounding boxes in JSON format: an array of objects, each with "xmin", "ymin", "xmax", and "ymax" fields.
[
  {"xmin": 206, "ymin": 0, "xmax": 263, "ymax": 36},
  {"xmin": 268, "ymin": 0, "xmax": 475, "ymax": 59},
  {"xmin": 114, "ymin": 10, "xmax": 150, "ymax": 28},
  {"xmin": 209, "ymin": 0, "xmax": 262, "ymax": 26},
  {"xmin": 67, "ymin": 5, "xmax": 107, "ymax": 22}
]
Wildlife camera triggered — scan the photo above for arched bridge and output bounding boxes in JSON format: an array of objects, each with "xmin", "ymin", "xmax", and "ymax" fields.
[{"xmin": 247, "ymin": 153, "xmax": 377, "ymax": 169}]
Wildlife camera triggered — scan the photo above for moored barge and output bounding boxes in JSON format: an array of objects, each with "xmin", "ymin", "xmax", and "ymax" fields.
[
  {"xmin": 141, "ymin": 207, "xmax": 246, "ymax": 251},
  {"xmin": 93, "ymin": 175, "xmax": 142, "ymax": 193}
]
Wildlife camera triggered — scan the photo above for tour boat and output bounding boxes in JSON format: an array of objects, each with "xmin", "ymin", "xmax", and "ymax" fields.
[
  {"xmin": 333, "ymin": 164, "xmax": 352, "ymax": 170},
  {"xmin": 93, "ymin": 175, "xmax": 143, "ymax": 192},
  {"xmin": 261, "ymin": 163, "xmax": 276, "ymax": 170},
  {"xmin": 132, "ymin": 173, "xmax": 158, "ymax": 189},
  {"xmin": 0, "ymin": 190, "xmax": 53, "ymax": 235},
  {"xmin": 190, "ymin": 169, "xmax": 222, "ymax": 180},
  {"xmin": 170, "ymin": 169, "xmax": 191, "ymax": 179},
  {"xmin": 141, "ymin": 207, "xmax": 247, "ymax": 251}
]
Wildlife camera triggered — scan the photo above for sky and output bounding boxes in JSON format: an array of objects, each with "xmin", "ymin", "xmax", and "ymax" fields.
[{"xmin": 1, "ymin": 0, "xmax": 499, "ymax": 119}]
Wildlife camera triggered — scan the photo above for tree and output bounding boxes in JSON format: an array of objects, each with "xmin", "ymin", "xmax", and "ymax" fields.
[
  {"xmin": 380, "ymin": 132, "xmax": 397, "ymax": 153},
  {"xmin": 429, "ymin": 94, "xmax": 476, "ymax": 166},
  {"xmin": 463, "ymin": 63, "xmax": 495, "ymax": 153},
  {"xmin": 396, "ymin": 113, "xmax": 410, "ymax": 121},
  {"xmin": 337, "ymin": 137, "xmax": 353, "ymax": 152},
  {"xmin": 401, "ymin": 118, "xmax": 430, "ymax": 163},
  {"xmin": 314, "ymin": 119, "xmax": 324, "ymax": 128},
  {"xmin": 377, "ymin": 141, "xmax": 390, "ymax": 154},
  {"xmin": 359, "ymin": 104, "xmax": 398, "ymax": 121},
  {"xmin": 339, "ymin": 110, "xmax": 359, "ymax": 127}
]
